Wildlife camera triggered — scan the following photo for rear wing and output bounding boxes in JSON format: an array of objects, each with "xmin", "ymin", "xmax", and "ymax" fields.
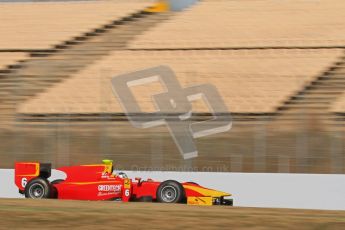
[{"xmin": 15, "ymin": 162, "xmax": 51, "ymax": 191}]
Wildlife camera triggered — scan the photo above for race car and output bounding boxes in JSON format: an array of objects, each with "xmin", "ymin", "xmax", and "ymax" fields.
[{"xmin": 14, "ymin": 160, "xmax": 233, "ymax": 206}]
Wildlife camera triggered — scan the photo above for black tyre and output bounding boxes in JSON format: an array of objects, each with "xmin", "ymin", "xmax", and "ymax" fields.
[
  {"xmin": 24, "ymin": 177, "xmax": 51, "ymax": 199},
  {"xmin": 156, "ymin": 180, "xmax": 185, "ymax": 203}
]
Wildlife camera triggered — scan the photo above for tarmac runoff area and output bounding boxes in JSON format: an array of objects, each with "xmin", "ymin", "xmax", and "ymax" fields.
[
  {"xmin": 0, "ymin": 198, "xmax": 344, "ymax": 229},
  {"xmin": 1, "ymin": 169, "xmax": 345, "ymax": 210}
]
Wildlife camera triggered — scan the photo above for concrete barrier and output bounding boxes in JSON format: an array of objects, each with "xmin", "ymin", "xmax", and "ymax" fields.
[
  {"xmin": 1, "ymin": 169, "xmax": 344, "ymax": 210},
  {"xmin": 0, "ymin": 169, "xmax": 66, "ymax": 198}
]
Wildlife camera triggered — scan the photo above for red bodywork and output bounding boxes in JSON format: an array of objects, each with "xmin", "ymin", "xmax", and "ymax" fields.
[{"xmin": 15, "ymin": 162, "xmax": 231, "ymax": 203}]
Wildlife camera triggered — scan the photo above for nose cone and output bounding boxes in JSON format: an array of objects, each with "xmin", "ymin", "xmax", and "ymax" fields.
[
  {"xmin": 183, "ymin": 184, "xmax": 231, "ymax": 198},
  {"xmin": 204, "ymin": 189, "xmax": 231, "ymax": 198}
]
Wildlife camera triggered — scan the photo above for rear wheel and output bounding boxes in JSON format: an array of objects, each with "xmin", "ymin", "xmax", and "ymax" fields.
[
  {"xmin": 24, "ymin": 177, "xmax": 51, "ymax": 199},
  {"xmin": 156, "ymin": 180, "xmax": 185, "ymax": 203}
]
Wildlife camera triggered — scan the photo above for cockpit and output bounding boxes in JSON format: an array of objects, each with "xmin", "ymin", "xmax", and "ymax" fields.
[
  {"xmin": 102, "ymin": 159, "xmax": 128, "ymax": 179},
  {"xmin": 115, "ymin": 171, "xmax": 128, "ymax": 179}
]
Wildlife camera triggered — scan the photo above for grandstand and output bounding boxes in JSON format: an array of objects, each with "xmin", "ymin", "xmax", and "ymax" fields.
[
  {"xmin": 0, "ymin": 0, "xmax": 155, "ymax": 51},
  {"xmin": 0, "ymin": 1, "xmax": 170, "ymax": 120},
  {"xmin": 332, "ymin": 93, "xmax": 345, "ymax": 114},
  {"xmin": 274, "ymin": 53, "xmax": 345, "ymax": 129},
  {"xmin": 0, "ymin": 0, "xmax": 344, "ymax": 173},
  {"xmin": 0, "ymin": 53, "xmax": 27, "ymax": 71},
  {"xmin": 331, "ymin": 91, "xmax": 345, "ymax": 128},
  {"xmin": 129, "ymin": 0, "xmax": 345, "ymax": 49},
  {"xmin": 17, "ymin": 49, "xmax": 342, "ymax": 116}
]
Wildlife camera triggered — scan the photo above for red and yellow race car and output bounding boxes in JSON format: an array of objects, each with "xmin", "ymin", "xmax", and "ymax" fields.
[{"xmin": 14, "ymin": 160, "xmax": 233, "ymax": 206}]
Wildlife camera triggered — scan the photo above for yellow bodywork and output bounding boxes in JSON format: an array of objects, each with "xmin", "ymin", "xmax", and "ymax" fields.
[
  {"xmin": 124, "ymin": 179, "xmax": 131, "ymax": 189},
  {"xmin": 184, "ymin": 184, "xmax": 231, "ymax": 206},
  {"xmin": 102, "ymin": 159, "xmax": 113, "ymax": 174},
  {"xmin": 183, "ymin": 184, "xmax": 231, "ymax": 198},
  {"xmin": 187, "ymin": 197, "xmax": 213, "ymax": 206},
  {"xmin": 145, "ymin": 1, "xmax": 169, "ymax": 13}
]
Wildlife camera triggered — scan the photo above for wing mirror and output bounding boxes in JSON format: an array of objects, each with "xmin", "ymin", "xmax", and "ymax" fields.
[{"xmin": 135, "ymin": 177, "xmax": 142, "ymax": 183}]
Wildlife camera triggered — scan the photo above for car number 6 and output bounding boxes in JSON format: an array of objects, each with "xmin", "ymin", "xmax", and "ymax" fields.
[{"xmin": 21, "ymin": 178, "xmax": 27, "ymax": 187}]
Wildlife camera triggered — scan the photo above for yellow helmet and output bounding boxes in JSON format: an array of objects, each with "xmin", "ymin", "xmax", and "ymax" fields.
[{"xmin": 102, "ymin": 159, "xmax": 113, "ymax": 174}]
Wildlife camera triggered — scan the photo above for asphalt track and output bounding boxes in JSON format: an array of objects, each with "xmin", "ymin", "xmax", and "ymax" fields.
[
  {"xmin": 2, "ymin": 169, "xmax": 345, "ymax": 210},
  {"xmin": 0, "ymin": 198, "xmax": 344, "ymax": 229}
]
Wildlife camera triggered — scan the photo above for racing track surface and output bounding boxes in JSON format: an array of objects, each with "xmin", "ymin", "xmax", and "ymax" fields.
[{"xmin": 0, "ymin": 199, "xmax": 344, "ymax": 229}]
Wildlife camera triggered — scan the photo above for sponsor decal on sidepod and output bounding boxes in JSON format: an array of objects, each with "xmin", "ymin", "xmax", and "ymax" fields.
[{"xmin": 97, "ymin": 184, "xmax": 122, "ymax": 196}]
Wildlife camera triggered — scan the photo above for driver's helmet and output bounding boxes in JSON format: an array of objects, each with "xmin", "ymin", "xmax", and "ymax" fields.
[
  {"xmin": 117, "ymin": 172, "xmax": 128, "ymax": 179},
  {"xmin": 102, "ymin": 159, "xmax": 113, "ymax": 174}
]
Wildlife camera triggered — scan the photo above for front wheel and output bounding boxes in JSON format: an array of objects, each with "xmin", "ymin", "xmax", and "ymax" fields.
[
  {"xmin": 156, "ymin": 180, "xmax": 185, "ymax": 203},
  {"xmin": 24, "ymin": 177, "xmax": 51, "ymax": 199}
]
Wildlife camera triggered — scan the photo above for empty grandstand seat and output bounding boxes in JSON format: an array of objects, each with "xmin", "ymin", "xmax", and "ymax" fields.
[
  {"xmin": 0, "ymin": 52, "xmax": 27, "ymax": 70},
  {"xmin": 129, "ymin": 0, "xmax": 345, "ymax": 49},
  {"xmin": 331, "ymin": 92, "xmax": 345, "ymax": 114},
  {"xmin": 17, "ymin": 49, "xmax": 343, "ymax": 115},
  {"xmin": 0, "ymin": 1, "xmax": 154, "ymax": 50}
]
